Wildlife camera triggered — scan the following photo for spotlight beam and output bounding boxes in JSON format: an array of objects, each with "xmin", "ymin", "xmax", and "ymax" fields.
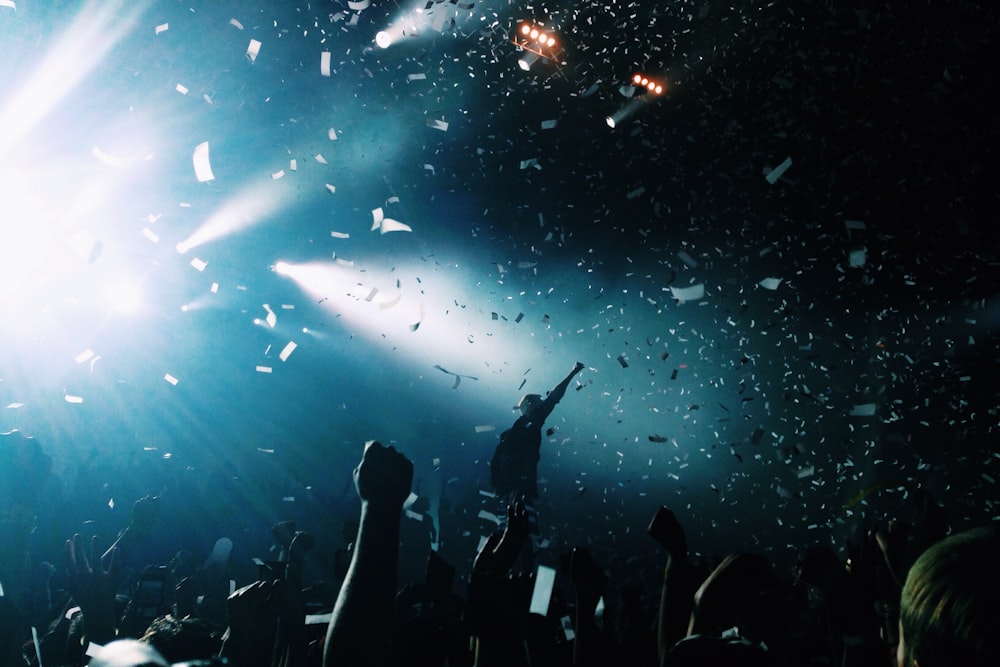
[
  {"xmin": 175, "ymin": 181, "xmax": 296, "ymax": 255},
  {"xmin": 605, "ymin": 96, "xmax": 654, "ymax": 129},
  {"xmin": 0, "ymin": 0, "xmax": 153, "ymax": 157}
]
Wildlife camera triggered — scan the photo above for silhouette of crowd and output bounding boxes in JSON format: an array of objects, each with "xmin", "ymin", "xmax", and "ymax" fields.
[{"xmin": 1, "ymin": 422, "xmax": 997, "ymax": 667}]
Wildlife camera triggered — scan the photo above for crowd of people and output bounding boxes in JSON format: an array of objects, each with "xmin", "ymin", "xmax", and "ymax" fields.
[{"xmin": 1, "ymin": 378, "xmax": 997, "ymax": 666}]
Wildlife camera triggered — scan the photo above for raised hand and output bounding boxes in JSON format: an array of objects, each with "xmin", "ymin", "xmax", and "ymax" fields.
[
  {"xmin": 324, "ymin": 441, "xmax": 415, "ymax": 667},
  {"xmin": 647, "ymin": 506, "xmax": 687, "ymax": 560},
  {"xmin": 66, "ymin": 534, "xmax": 120, "ymax": 645},
  {"xmin": 354, "ymin": 440, "xmax": 413, "ymax": 510},
  {"xmin": 474, "ymin": 500, "xmax": 530, "ymax": 580},
  {"xmin": 222, "ymin": 580, "xmax": 288, "ymax": 667}
]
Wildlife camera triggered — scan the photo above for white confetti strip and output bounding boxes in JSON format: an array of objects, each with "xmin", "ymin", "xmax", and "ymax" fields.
[
  {"xmin": 670, "ymin": 284, "xmax": 705, "ymax": 302},
  {"xmin": 278, "ymin": 341, "xmax": 297, "ymax": 362},
  {"xmin": 765, "ymin": 156, "xmax": 793, "ymax": 184},
  {"xmin": 192, "ymin": 142, "xmax": 215, "ymax": 182}
]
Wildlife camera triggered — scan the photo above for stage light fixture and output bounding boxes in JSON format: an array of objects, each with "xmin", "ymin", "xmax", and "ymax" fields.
[
  {"xmin": 514, "ymin": 20, "xmax": 563, "ymax": 69},
  {"xmin": 375, "ymin": 30, "xmax": 393, "ymax": 48},
  {"xmin": 518, "ymin": 51, "xmax": 540, "ymax": 71},
  {"xmin": 631, "ymin": 72, "xmax": 666, "ymax": 96},
  {"xmin": 605, "ymin": 95, "xmax": 653, "ymax": 130}
]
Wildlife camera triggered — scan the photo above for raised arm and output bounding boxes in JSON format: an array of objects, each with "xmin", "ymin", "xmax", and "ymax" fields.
[
  {"xmin": 323, "ymin": 441, "xmax": 413, "ymax": 667},
  {"xmin": 647, "ymin": 507, "xmax": 693, "ymax": 667},
  {"xmin": 538, "ymin": 362, "xmax": 585, "ymax": 420},
  {"xmin": 468, "ymin": 501, "xmax": 532, "ymax": 667}
]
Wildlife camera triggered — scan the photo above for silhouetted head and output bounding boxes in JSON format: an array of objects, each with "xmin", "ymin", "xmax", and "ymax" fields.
[
  {"xmin": 517, "ymin": 394, "xmax": 542, "ymax": 416},
  {"xmin": 898, "ymin": 526, "xmax": 1000, "ymax": 667}
]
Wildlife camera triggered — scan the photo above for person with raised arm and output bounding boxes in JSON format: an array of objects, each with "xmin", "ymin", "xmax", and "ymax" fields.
[
  {"xmin": 490, "ymin": 362, "xmax": 585, "ymax": 501},
  {"xmin": 323, "ymin": 440, "xmax": 414, "ymax": 667}
]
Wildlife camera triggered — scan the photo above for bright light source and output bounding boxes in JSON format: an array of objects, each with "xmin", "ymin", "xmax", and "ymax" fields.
[
  {"xmin": 0, "ymin": 171, "xmax": 54, "ymax": 302},
  {"xmin": 514, "ymin": 21, "xmax": 563, "ymax": 65},
  {"xmin": 274, "ymin": 261, "xmax": 292, "ymax": 276},
  {"xmin": 375, "ymin": 31, "xmax": 392, "ymax": 48},
  {"xmin": 518, "ymin": 51, "xmax": 540, "ymax": 71},
  {"xmin": 176, "ymin": 241, "xmax": 190, "ymax": 254},
  {"xmin": 105, "ymin": 283, "xmax": 141, "ymax": 313},
  {"xmin": 632, "ymin": 72, "xmax": 666, "ymax": 95},
  {"xmin": 605, "ymin": 95, "xmax": 651, "ymax": 129}
]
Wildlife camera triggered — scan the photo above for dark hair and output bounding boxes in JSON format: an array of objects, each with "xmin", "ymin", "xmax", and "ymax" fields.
[
  {"xmin": 899, "ymin": 526, "xmax": 1000, "ymax": 667},
  {"xmin": 139, "ymin": 615, "xmax": 223, "ymax": 664}
]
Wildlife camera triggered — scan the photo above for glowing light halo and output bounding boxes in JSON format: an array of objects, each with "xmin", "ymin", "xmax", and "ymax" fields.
[
  {"xmin": 104, "ymin": 281, "xmax": 143, "ymax": 313},
  {"xmin": 631, "ymin": 72, "xmax": 667, "ymax": 96},
  {"xmin": 0, "ymin": 0, "xmax": 153, "ymax": 157},
  {"xmin": 0, "ymin": 168, "xmax": 60, "ymax": 303}
]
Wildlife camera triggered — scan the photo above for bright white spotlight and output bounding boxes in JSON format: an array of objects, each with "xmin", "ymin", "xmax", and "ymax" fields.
[
  {"xmin": 605, "ymin": 96, "xmax": 652, "ymax": 129},
  {"xmin": 518, "ymin": 51, "xmax": 540, "ymax": 71},
  {"xmin": 375, "ymin": 31, "xmax": 393, "ymax": 48},
  {"xmin": 176, "ymin": 241, "xmax": 190, "ymax": 254},
  {"xmin": 274, "ymin": 261, "xmax": 292, "ymax": 276},
  {"xmin": 105, "ymin": 283, "xmax": 141, "ymax": 313}
]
